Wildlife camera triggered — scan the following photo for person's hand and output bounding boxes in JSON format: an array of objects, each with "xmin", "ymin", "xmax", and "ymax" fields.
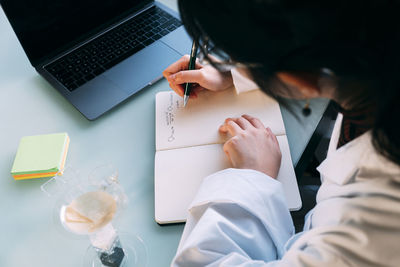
[
  {"xmin": 162, "ymin": 55, "xmax": 233, "ymax": 98},
  {"xmin": 219, "ymin": 114, "xmax": 282, "ymax": 178}
]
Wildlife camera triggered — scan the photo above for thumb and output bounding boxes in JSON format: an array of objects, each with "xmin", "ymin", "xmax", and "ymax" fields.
[{"xmin": 223, "ymin": 142, "xmax": 233, "ymax": 166}]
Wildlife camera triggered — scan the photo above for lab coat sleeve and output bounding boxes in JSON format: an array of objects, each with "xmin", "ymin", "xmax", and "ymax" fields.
[
  {"xmin": 171, "ymin": 168, "xmax": 295, "ymax": 267},
  {"xmin": 171, "ymin": 168, "xmax": 355, "ymax": 267},
  {"xmin": 231, "ymin": 68, "xmax": 260, "ymax": 94}
]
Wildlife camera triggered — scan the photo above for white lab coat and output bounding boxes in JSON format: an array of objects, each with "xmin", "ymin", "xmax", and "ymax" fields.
[{"xmin": 171, "ymin": 70, "xmax": 400, "ymax": 267}]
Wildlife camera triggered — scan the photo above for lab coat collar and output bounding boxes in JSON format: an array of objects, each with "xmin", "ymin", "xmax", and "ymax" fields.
[{"xmin": 317, "ymin": 131, "xmax": 400, "ymax": 185}]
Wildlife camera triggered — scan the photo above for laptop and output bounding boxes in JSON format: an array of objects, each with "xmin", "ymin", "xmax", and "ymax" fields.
[{"xmin": 0, "ymin": 0, "xmax": 192, "ymax": 120}]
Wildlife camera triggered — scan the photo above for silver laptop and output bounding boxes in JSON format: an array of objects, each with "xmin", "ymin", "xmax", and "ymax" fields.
[{"xmin": 0, "ymin": 0, "xmax": 192, "ymax": 120}]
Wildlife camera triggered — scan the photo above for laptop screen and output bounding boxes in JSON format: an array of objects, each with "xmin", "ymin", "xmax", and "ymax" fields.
[{"xmin": 0, "ymin": 0, "xmax": 152, "ymax": 66}]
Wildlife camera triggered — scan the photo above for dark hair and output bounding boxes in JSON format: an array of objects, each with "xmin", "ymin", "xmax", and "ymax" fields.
[{"xmin": 178, "ymin": 0, "xmax": 400, "ymax": 165}]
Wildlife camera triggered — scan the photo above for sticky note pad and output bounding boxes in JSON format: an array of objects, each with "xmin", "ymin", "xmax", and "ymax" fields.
[{"xmin": 11, "ymin": 133, "xmax": 70, "ymax": 180}]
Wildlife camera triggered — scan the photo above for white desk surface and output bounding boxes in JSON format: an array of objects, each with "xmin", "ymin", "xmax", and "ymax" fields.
[{"xmin": 0, "ymin": 1, "xmax": 329, "ymax": 266}]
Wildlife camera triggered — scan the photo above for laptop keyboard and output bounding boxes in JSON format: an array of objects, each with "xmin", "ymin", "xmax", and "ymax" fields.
[{"xmin": 45, "ymin": 6, "xmax": 182, "ymax": 92}]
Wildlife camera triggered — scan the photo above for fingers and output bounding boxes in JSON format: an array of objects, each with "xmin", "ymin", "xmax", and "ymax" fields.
[
  {"xmin": 164, "ymin": 55, "xmax": 205, "ymax": 97},
  {"xmin": 163, "ymin": 55, "xmax": 189, "ymax": 79},
  {"xmin": 163, "ymin": 55, "xmax": 202, "ymax": 78},
  {"xmin": 242, "ymin": 114, "xmax": 265, "ymax": 129},
  {"xmin": 169, "ymin": 83, "xmax": 204, "ymax": 98},
  {"xmin": 223, "ymin": 137, "xmax": 241, "ymax": 168},
  {"xmin": 220, "ymin": 119, "xmax": 282, "ymax": 177},
  {"xmin": 168, "ymin": 82, "xmax": 184, "ymax": 97},
  {"xmin": 219, "ymin": 119, "xmax": 243, "ymax": 136},
  {"xmin": 219, "ymin": 115, "xmax": 259, "ymax": 134},
  {"xmin": 169, "ymin": 69, "xmax": 205, "ymax": 85},
  {"xmin": 233, "ymin": 116, "xmax": 253, "ymax": 130},
  {"xmin": 222, "ymin": 141, "xmax": 233, "ymax": 164}
]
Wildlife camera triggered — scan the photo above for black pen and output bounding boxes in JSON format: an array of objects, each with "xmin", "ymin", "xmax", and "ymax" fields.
[{"xmin": 183, "ymin": 40, "xmax": 199, "ymax": 107}]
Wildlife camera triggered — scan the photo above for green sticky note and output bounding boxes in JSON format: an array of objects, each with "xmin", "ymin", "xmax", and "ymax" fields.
[{"xmin": 11, "ymin": 133, "xmax": 69, "ymax": 177}]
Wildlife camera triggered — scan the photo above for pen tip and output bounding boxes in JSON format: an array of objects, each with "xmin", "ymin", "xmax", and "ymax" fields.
[{"xmin": 183, "ymin": 95, "xmax": 189, "ymax": 107}]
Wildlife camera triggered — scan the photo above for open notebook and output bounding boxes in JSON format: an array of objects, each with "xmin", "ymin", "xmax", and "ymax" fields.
[{"xmin": 155, "ymin": 88, "xmax": 301, "ymax": 224}]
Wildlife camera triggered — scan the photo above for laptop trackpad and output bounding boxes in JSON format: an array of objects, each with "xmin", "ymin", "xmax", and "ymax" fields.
[{"xmin": 103, "ymin": 42, "xmax": 181, "ymax": 95}]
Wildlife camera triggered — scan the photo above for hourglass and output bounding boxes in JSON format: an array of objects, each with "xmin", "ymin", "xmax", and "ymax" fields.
[{"xmin": 42, "ymin": 165, "xmax": 147, "ymax": 267}]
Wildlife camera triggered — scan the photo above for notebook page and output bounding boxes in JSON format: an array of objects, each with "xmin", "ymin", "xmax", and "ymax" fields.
[
  {"xmin": 155, "ymin": 88, "xmax": 286, "ymax": 151},
  {"xmin": 154, "ymin": 135, "xmax": 301, "ymax": 224}
]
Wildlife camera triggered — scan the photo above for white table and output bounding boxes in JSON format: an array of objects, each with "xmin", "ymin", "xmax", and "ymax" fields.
[{"xmin": 0, "ymin": 1, "xmax": 329, "ymax": 266}]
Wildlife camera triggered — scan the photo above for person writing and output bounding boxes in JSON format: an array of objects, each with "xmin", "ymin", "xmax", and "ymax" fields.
[{"xmin": 163, "ymin": 0, "xmax": 400, "ymax": 266}]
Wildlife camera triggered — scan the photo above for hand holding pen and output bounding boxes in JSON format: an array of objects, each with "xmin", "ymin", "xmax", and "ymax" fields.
[{"xmin": 162, "ymin": 47, "xmax": 234, "ymax": 103}]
